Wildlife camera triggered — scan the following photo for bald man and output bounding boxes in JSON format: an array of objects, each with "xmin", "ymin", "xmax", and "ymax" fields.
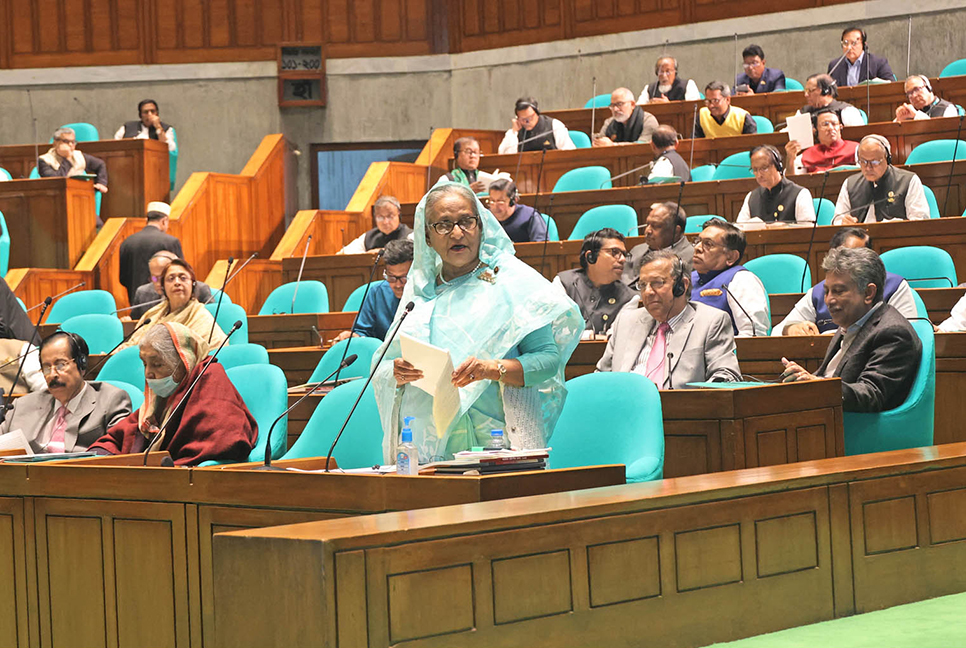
[{"xmin": 594, "ymin": 87, "xmax": 659, "ymax": 146}]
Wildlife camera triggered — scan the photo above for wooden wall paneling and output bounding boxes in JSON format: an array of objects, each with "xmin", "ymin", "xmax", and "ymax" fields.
[
  {"xmin": 75, "ymin": 216, "xmax": 147, "ymax": 309},
  {"xmin": 205, "ymin": 258, "xmax": 283, "ymax": 313},
  {"xmin": 0, "ymin": 179, "xmax": 95, "ymax": 269},
  {"xmin": 5, "ymin": 268, "xmax": 93, "ymax": 322},
  {"xmin": 0, "ymin": 497, "xmax": 28, "ymax": 648}
]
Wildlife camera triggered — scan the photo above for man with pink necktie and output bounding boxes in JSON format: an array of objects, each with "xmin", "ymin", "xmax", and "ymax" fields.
[
  {"xmin": 596, "ymin": 249, "xmax": 741, "ymax": 388},
  {"xmin": 0, "ymin": 332, "xmax": 130, "ymax": 453}
]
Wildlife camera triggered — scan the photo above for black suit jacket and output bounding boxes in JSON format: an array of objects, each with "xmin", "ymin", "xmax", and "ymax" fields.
[
  {"xmin": 827, "ymin": 52, "xmax": 895, "ymax": 87},
  {"xmin": 816, "ymin": 304, "xmax": 921, "ymax": 412},
  {"xmin": 118, "ymin": 226, "xmax": 184, "ymax": 304}
]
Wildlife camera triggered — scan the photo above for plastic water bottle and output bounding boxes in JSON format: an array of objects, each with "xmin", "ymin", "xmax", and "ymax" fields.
[
  {"xmin": 396, "ymin": 416, "xmax": 419, "ymax": 475},
  {"xmin": 485, "ymin": 429, "xmax": 508, "ymax": 451}
]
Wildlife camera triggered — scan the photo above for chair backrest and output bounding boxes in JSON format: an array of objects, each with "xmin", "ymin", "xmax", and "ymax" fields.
[
  {"xmin": 784, "ymin": 78, "xmax": 804, "ymax": 91},
  {"xmin": 0, "ymin": 211, "xmax": 9, "ymax": 277},
  {"xmin": 857, "ymin": 108, "xmax": 868, "ymax": 125},
  {"xmin": 552, "ymin": 166, "xmax": 612, "ymax": 192},
  {"xmin": 204, "ymin": 302, "xmax": 249, "ymax": 344},
  {"xmin": 551, "ymin": 372, "xmax": 664, "ymax": 482},
  {"xmin": 813, "ymin": 198, "xmax": 835, "ymax": 226},
  {"xmin": 905, "ymin": 140, "xmax": 966, "ymax": 165},
  {"xmin": 910, "ymin": 288, "xmax": 928, "ymax": 319},
  {"xmin": 584, "ymin": 94, "xmax": 612, "ymax": 109},
  {"xmin": 569, "ymin": 130, "xmax": 592, "ymax": 149},
  {"xmin": 568, "ymin": 204, "xmax": 638, "ymax": 240},
  {"xmin": 690, "ymin": 164, "xmax": 717, "ymax": 182},
  {"xmin": 752, "ymin": 115, "xmax": 774, "ymax": 133},
  {"xmin": 0, "ymin": 167, "xmax": 11, "ymax": 181},
  {"xmin": 843, "ymin": 320, "xmax": 935, "ymax": 455},
  {"xmin": 60, "ymin": 314, "xmax": 124, "ymax": 355},
  {"xmin": 922, "ymin": 185, "xmax": 940, "ymax": 218},
  {"xmin": 542, "ymin": 213, "xmax": 560, "ymax": 241},
  {"xmin": 57, "ymin": 122, "xmax": 100, "ymax": 142},
  {"xmin": 226, "ymin": 364, "xmax": 289, "ymax": 462},
  {"xmin": 940, "ymin": 58, "xmax": 966, "ymax": 78},
  {"xmin": 46, "ymin": 290, "xmax": 117, "ymax": 324},
  {"xmin": 97, "ymin": 346, "xmax": 145, "ymax": 387},
  {"xmin": 101, "ymin": 380, "xmax": 145, "ymax": 411},
  {"xmin": 711, "ymin": 151, "xmax": 753, "ymax": 180},
  {"xmin": 744, "ymin": 254, "xmax": 812, "ymax": 294},
  {"xmin": 28, "ymin": 166, "xmax": 40, "ymax": 179},
  {"xmin": 212, "ymin": 343, "xmax": 270, "ymax": 369},
  {"xmin": 258, "ymin": 280, "xmax": 329, "ymax": 315},
  {"xmin": 881, "ymin": 246, "xmax": 958, "ymax": 289},
  {"xmin": 684, "ymin": 215, "xmax": 717, "ymax": 234},
  {"xmin": 310, "ymin": 336, "xmax": 383, "ymax": 382},
  {"xmin": 342, "ymin": 282, "xmax": 381, "ymax": 312},
  {"xmin": 208, "ymin": 289, "xmax": 232, "ymax": 305}
]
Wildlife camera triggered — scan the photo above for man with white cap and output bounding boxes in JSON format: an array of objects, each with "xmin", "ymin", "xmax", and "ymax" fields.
[{"xmin": 118, "ymin": 201, "xmax": 184, "ymax": 305}]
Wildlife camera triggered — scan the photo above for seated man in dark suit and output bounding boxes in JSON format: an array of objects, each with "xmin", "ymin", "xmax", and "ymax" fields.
[
  {"xmin": 781, "ymin": 247, "xmax": 921, "ymax": 412},
  {"xmin": 828, "ymin": 26, "xmax": 894, "ymax": 87},
  {"xmin": 734, "ymin": 44, "xmax": 786, "ymax": 94},
  {"xmin": 119, "ymin": 201, "xmax": 184, "ymax": 305},
  {"xmin": 598, "ymin": 249, "xmax": 740, "ymax": 387}
]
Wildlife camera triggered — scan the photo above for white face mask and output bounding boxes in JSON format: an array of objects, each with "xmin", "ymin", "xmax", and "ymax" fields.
[{"xmin": 147, "ymin": 375, "xmax": 179, "ymax": 398}]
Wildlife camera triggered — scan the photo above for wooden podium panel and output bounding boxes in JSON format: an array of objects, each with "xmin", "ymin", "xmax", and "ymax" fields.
[
  {"xmin": 0, "ymin": 496, "xmax": 29, "ymax": 648},
  {"xmin": 247, "ymin": 312, "xmax": 356, "ymax": 349}
]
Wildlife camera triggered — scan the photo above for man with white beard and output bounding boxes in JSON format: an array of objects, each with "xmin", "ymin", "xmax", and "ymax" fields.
[{"xmin": 594, "ymin": 87, "xmax": 660, "ymax": 146}]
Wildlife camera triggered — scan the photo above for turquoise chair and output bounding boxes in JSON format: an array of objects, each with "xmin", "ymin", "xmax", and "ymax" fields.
[
  {"xmin": 46, "ymin": 290, "xmax": 117, "ymax": 324},
  {"xmin": 858, "ymin": 109, "xmax": 868, "ymax": 125},
  {"xmin": 910, "ymin": 289, "xmax": 928, "ymax": 319},
  {"xmin": 205, "ymin": 302, "xmax": 249, "ymax": 344},
  {"xmin": 881, "ymin": 246, "xmax": 957, "ymax": 289},
  {"xmin": 690, "ymin": 164, "xmax": 716, "ymax": 182},
  {"xmin": 101, "ymin": 380, "xmax": 144, "ymax": 411},
  {"xmin": 940, "ymin": 59, "xmax": 966, "ymax": 78},
  {"xmin": 207, "ymin": 288, "xmax": 232, "ymax": 305},
  {"xmin": 542, "ymin": 213, "xmax": 560, "ymax": 241},
  {"xmin": 552, "ymin": 166, "xmax": 612, "ymax": 192},
  {"xmin": 784, "ymin": 78, "xmax": 804, "ymax": 91},
  {"xmin": 60, "ymin": 314, "xmax": 124, "ymax": 355},
  {"xmin": 227, "ymin": 364, "xmax": 289, "ymax": 463},
  {"xmin": 310, "ymin": 336, "xmax": 382, "ymax": 382},
  {"xmin": 28, "ymin": 166, "xmax": 39, "ymax": 179},
  {"xmin": 0, "ymin": 211, "xmax": 9, "ymax": 277},
  {"xmin": 923, "ymin": 186, "xmax": 940, "ymax": 218},
  {"xmin": 711, "ymin": 151, "xmax": 753, "ymax": 180},
  {"xmin": 551, "ymin": 372, "xmax": 664, "ymax": 482},
  {"xmin": 96, "ymin": 346, "xmax": 144, "ymax": 386},
  {"xmin": 684, "ymin": 215, "xmax": 718, "ymax": 234},
  {"xmin": 905, "ymin": 140, "xmax": 966, "ymax": 165},
  {"xmin": 211, "ymin": 343, "xmax": 269, "ymax": 369},
  {"xmin": 584, "ymin": 94, "xmax": 612, "ymax": 109},
  {"xmin": 745, "ymin": 254, "xmax": 812, "ymax": 294},
  {"xmin": 569, "ymin": 130, "xmax": 592, "ymax": 149},
  {"xmin": 0, "ymin": 167, "xmax": 11, "ymax": 181},
  {"xmin": 282, "ymin": 380, "xmax": 382, "ymax": 467},
  {"xmin": 168, "ymin": 127, "xmax": 178, "ymax": 192},
  {"xmin": 342, "ymin": 282, "xmax": 381, "ymax": 312},
  {"xmin": 813, "ymin": 198, "xmax": 835, "ymax": 226},
  {"xmin": 568, "ymin": 204, "xmax": 638, "ymax": 240},
  {"xmin": 258, "ymin": 280, "xmax": 329, "ymax": 315},
  {"xmin": 56, "ymin": 122, "xmax": 99, "ymax": 142},
  {"xmin": 16, "ymin": 298, "xmax": 25, "ymax": 311},
  {"xmin": 752, "ymin": 115, "xmax": 774, "ymax": 133},
  {"xmin": 843, "ymin": 320, "xmax": 934, "ymax": 455}
]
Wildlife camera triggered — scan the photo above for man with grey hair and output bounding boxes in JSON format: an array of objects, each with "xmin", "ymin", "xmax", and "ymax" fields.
[
  {"xmin": 594, "ymin": 87, "xmax": 659, "ymax": 146},
  {"xmin": 833, "ymin": 135, "xmax": 929, "ymax": 224},
  {"xmin": 693, "ymin": 81, "xmax": 757, "ymax": 138},
  {"xmin": 38, "ymin": 127, "xmax": 109, "ymax": 221},
  {"xmin": 781, "ymin": 246, "xmax": 921, "ymax": 412},
  {"xmin": 340, "ymin": 195, "xmax": 413, "ymax": 254},
  {"xmin": 638, "ymin": 56, "xmax": 702, "ymax": 104}
]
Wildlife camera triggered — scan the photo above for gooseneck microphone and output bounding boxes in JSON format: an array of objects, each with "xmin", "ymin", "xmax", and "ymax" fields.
[
  {"xmin": 291, "ymin": 235, "xmax": 313, "ymax": 314},
  {"xmin": 666, "ymin": 352, "xmax": 674, "ymax": 390},
  {"xmin": 209, "ymin": 256, "xmax": 234, "ymax": 343},
  {"xmin": 225, "ymin": 252, "xmax": 259, "ymax": 285},
  {"xmin": 142, "ymin": 320, "xmax": 242, "ymax": 465},
  {"xmin": 255, "ymin": 353, "xmax": 358, "ymax": 471},
  {"xmin": 84, "ymin": 318, "xmax": 152, "ymax": 378},
  {"xmin": 0, "ymin": 296, "xmax": 51, "ymax": 425},
  {"xmin": 941, "ymin": 112, "xmax": 964, "ymax": 217},
  {"xmin": 830, "ymin": 195, "xmax": 897, "ymax": 223},
  {"xmin": 325, "ymin": 301, "xmax": 415, "ymax": 472},
  {"xmin": 602, "ymin": 160, "xmax": 655, "ymax": 189},
  {"xmin": 335, "ymin": 247, "xmax": 386, "ymax": 382},
  {"xmin": 590, "ymin": 76, "xmax": 598, "ymax": 142},
  {"xmin": 802, "ymin": 170, "xmax": 830, "ymax": 290},
  {"xmin": 28, "ymin": 282, "xmax": 85, "ymax": 313},
  {"xmin": 514, "ymin": 130, "xmax": 556, "ymax": 182},
  {"xmin": 722, "ymin": 283, "xmax": 758, "ymax": 337}
]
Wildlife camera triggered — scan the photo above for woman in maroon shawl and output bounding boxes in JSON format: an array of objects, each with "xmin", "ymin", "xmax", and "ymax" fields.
[{"xmin": 90, "ymin": 322, "xmax": 256, "ymax": 465}]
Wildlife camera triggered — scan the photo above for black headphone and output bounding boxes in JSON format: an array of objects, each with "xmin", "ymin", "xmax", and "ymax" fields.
[
  {"xmin": 515, "ymin": 98, "xmax": 540, "ymax": 115},
  {"xmin": 671, "ymin": 260, "xmax": 687, "ymax": 297},
  {"xmin": 753, "ymin": 144, "xmax": 784, "ymax": 174},
  {"xmin": 583, "ymin": 231, "xmax": 602, "ymax": 267},
  {"xmin": 46, "ymin": 330, "xmax": 89, "ymax": 372},
  {"xmin": 862, "ymin": 135, "xmax": 892, "ymax": 165},
  {"xmin": 506, "ymin": 182, "xmax": 519, "ymax": 207},
  {"xmin": 816, "ymin": 76, "xmax": 837, "ymax": 96},
  {"xmin": 917, "ymin": 74, "xmax": 933, "ymax": 93}
]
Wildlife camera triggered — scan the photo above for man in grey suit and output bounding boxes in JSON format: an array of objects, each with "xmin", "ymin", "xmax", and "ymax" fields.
[
  {"xmin": 597, "ymin": 249, "xmax": 741, "ymax": 388},
  {"xmin": 781, "ymin": 247, "xmax": 921, "ymax": 412},
  {"xmin": 0, "ymin": 332, "xmax": 131, "ymax": 453}
]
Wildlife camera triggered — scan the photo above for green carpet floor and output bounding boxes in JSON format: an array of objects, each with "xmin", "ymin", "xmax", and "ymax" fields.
[{"xmin": 710, "ymin": 592, "xmax": 966, "ymax": 647}]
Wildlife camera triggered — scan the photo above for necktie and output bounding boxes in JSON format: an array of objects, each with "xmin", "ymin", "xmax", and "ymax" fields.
[
  {"xmin": 47, "ymin": 405, "xmax": 68, "ymax": 454},
  {"xmin": 645, "ymin": 322, "xmax": 670, "ymax": 387}
]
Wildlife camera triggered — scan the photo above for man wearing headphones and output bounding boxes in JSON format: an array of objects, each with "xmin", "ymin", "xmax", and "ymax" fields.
[
  {"xmin": 693, "ymin": 81, "xmax": 757, "ymax": 139},
  {"xmin": 597, "ymin": 249, "xmax": 741, "ymax": 387},
  {"xmin": 895, "ymin": 75, "xmax": 959, "ymax": 121},
  {"xmin": 736, "ymin": 145, "xmax": 815, "ymax": 223},
  {"xmin": 594, "ymin": 87, "xmax": 659, "ymax": 146},
  {"xmin": 637, "ymin": 56, "xmax": 702, "ymax": 104},
  {"xmin": 833, "ymin": 135, "xmax": 929, "ymax": 224},
  {"xmin": 497, "ymin": 97, "xmax": 575, "ymax": 154},
  {"xmin": 0, "ymin": 332, "xmax": 131, "ymax": 453},
  {"xmin": 827, "ymin": 26, "xmax": 894, "ymax": 87},
  {"xmin": 486, "ymin": 179, "xmax": 548, "ymax": 243},
  {"xmin": 794, "ymin": 73, "xmax": 864, "ymax": 127},
  {"xmin": 553, "ymin": 228, "xmax": 636, "ymax": 336},
  {"xmin": 785, "ymin": 109, "xmax": 859, "ymax": 175}
]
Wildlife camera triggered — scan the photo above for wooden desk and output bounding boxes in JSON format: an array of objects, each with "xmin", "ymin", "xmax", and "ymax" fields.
[
  {"xmin": 0, "ymin": 139, "xmax": 170, "ymax": 220},
  {"xmin": 0, "ymin": 178, "xmax": 97, "ymax": 268},
  {"xmin": 247, "ymin": 312, "xmax": 356, "ymax": 349}
]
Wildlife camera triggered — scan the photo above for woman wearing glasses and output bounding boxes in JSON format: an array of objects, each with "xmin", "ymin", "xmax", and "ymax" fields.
[{"xmin": 373, "ymin": 182, "xmax": 583, "ymax": 462}]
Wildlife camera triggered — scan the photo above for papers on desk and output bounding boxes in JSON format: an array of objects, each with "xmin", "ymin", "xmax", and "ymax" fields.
[
  {"xmin": 0, "ymin": 430, "xmax": 32, "ymax": 456},
  {"xmin": 400, "ymin": 334, "xmax": 460, "ymax": 435},
  {"xmin": 786, "ymin": 112, "xmax": 814, "ymax": 149},
  {"xmin": 476, "ymin": 169, "xmax": 511, "ymax": 191}
]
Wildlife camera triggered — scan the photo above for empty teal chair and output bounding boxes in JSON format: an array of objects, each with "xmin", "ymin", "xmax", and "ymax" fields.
[
  {"xmin": 858, "ymin": 108, "xmax": 868, "ymax": 125},
  {"xmin": 745, "ymin": 254, "xmax": 812, "ymax": 294},
  {"xmin": 310, "ymin": 336, "xmax": 382, "ymax": 382},
  {"xmin": 940, "ymin": 59, "xmax": 966, "ymax": 77},
  {"xmin": 552, "ymin": 166, "xmax": 612, "ymax": 192},
  {"xmin": 168, "ymin": 126, "xmax": 178, "ymax": 192},
  {"xmin": 752, "ymin": 115, "xmax": 774, "ymax": 133},
  {"xmin": 60, "ymin": 314, "xmax": 124, "ymax": 355},
  {"xmin": 46, "ymin": 290, "xmax": 117, "ymax": 324},
  {"xmin": 711, "ymin": 151, "xmax": 753, "ymax": 180},
  {"xmin": 905, "ymin": 140, "xmax": 966, "ymax": 165},
  {"xmin": 0, "ymin": 168, "xmax": 10, "ymax": 181},
  {"xmin": 584, "ymin": 94, "xmax": 612, "ymax": 109},
  {"xmin": 684, "ymin": 215, "xmax": 717, "ymax": 233},
  {"xmin": 226, "ymin": 364, "xmax": 289, "ymax": 463},
  {"xmin": 881, "ymin": 246, "xmax": 957, "ymax": 289},
  {"xmin": 101, "ymin": 380, "xmax": 144, "ymax": 411},
  {"xmin": 923, "ymin": 185, "xmax": 940, "ymax": 218},
  {"xmin": 205, "ymin": 302, "xmax": 249, "ymax": 344},
  {"xmin": 569, "ymin": 130, "xmax": 592, "ymax": 149},
  {"xmin": 211, "ymin": 343, "xmax": 269, "ymax": 369},
  {"xmin": 542, "ymin": 213, "xmax": 559, "ymax": 241},
  {"xmin": 342, "ymin": 282, "xmax": 381, "ymax": 312},
  {"xmin": 690, "ymin": 164, "xmax": 716, "ymax": 182},
  {"xmin": 207, "ymin": 289, "xmax": 231, "ymax": 305},
  {"xmin": 258, "ymin": 280, "xmax": 329, "ymax": 315},
  {"xmin": 28, "ymin": 166, "xmax": 40, "ymax": 179},
  {"xmin": 551, "ymin": 372, "xmax": 664, "ymax": 482},
  {"xmin": 843, "ymin": 320, "xmax": 934, "ymax": 455},
  {"xmin": 97, "ymin": 346, "xmax": 144, "ymax": 386},
  {"xmin": 0, "ymin": 211, "xmax": 9, "ymax": 277},
  {"xmin": 784, "ymin": 78, "xmax": 804, "ymax": 91},
  {"xmin": 568, "ymin": 204, "xmax": 638, "ymax": 240},
  {"xmin": 56, "ymin": 122, "xmax": 99, "ymax": 142},
  {"xmin": 813, "ymin": 198, "xmax": 835, "ymax": 226},
  {"xmin": 282, "ymin": 380, "xmax": 382, "ymax": 467}
]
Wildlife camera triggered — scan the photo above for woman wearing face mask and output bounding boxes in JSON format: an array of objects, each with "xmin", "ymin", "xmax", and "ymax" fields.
[{"xmin": 90, "ymin": 322, "xmax": 256, "ymax": 465}]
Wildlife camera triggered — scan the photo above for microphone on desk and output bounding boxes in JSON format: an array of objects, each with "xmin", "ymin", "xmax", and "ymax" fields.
[
  {"xmin": 665, "ymin": 351, "xmax": 674, "ymax": 390},
  {"xmin": 536, "ymin": 192, "xmax": 556, "ymax": 279},
  {"xmin": 513, "ymin": 130, "xmax": 556, "ymax": 180},
  {"xmin": 941, "ymin": 112, "xmax": 964, "ymax": 217},
  {"xmin": 254, "ymin": 353, "xmax": 358, "ymax": 471},
  {"xmin": 225, "ymin": 252, "xmax": 258, "ymax": 284},
  {"xmin": 325, "ymin": 301, "xmax": 415, "ymax": 472},
  {"xmin": 802, "ymin": 170, "xmax": 831, "ymax": 290},
  {"xmin": 142, "ymin": 320, "xmax": 243, "ymax": 465},
  {"xmin": 722, "ymin": 283, "xmax": 759, "ymax": 337},
  {"xmin": 28, "ymin": 282, "xmax": 85, "ymax": 314},
  {"xmin": 829, "ymin": 195, "xmax": 897, "ymax": 223},
  {"xmin": 84, "ymin": 318, "xmax": 152, "ymax": 378},
  {"xmin": 602, "ymin": 160, "xmax": 655, "ymax": 189},
  {"xmin": 590, "ymin": 76, "xmax": 598, "ymax": 144},
  {"xmin": 291, "ymin": 235, "xmax": 313, "ymax": 314},
  {"xmin": 827, "ymin": 51, "xmax": 849, "ymax": 80},
  {"xmin": 209, "ymin": 256, "xmax": 234, "ymax": 344},
  {"xmin": 334, "ymin": 247, "xmax": 386, "ymax": 382},
  {"xmin": 115, "ymin": 298, "xmax": 163, "ymax": 315},
  {"xmin": 688, "ymin": 104, "xmax": 698, "ymax": 170},
  {"xmin": 1, "ymin": 296, "xmax": 50, "ymax": 425},
  {"xmin": 310, "ymin": 325, "xmax": 325, "ymax": 345}
]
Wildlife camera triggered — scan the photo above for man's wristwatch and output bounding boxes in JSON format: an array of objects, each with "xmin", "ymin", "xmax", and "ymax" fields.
[{"xmin": 496, "ymin": 361, "xmax": 508, "ymax": 382}]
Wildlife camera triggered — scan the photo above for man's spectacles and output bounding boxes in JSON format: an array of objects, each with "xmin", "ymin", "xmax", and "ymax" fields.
[
  {"xmin": 817, "ymin": 120, "xmax": 842, "ymax": 130},
  {"xmin": 694, "ymin": 237, "xmax": 723, "ymax": 251},
  {"xmin": 609, "ymin": 101, "xmax": 632, "ymax": 109},
  {"xmin": 57, "ymin": 138, "xmax": 76, "ymax": 146},
  {"xmin": 599, "ymin": 247, "xmax": 627, "ymax": 260},
  {"xmin": 460, "ymin": 150, "xmax": 482, "ymax": 158},
  {"xmin": 705, "ymin": 97, "xmax": 726, "ymax": 105},
  {"xmin": 41, "ymin": 359, "xmax": 75, "ymax": 376},
  {"xmin": 384, "ymin": 271, "xmax": 408, "ymax": 285},
  {"xmin": 374, "ymin": 211, "xmax": 398, "ymax": 221},
  {"xmin": 751, "ymin": 165, "xmax": 774, "ymax": 175},
  {"xmin": 640, "ymin": 278, "xmax": 669, "ymax": 292},
  {"xmin": 905, "ymin": 86, "xmax": 927, "ymax": 97},
  {"xmin": 841, "ymin": 39, "xmax": 862, "ymax": 48},
  {"xmin": 742, "ymin": 60, "xmax": 763, "ymax": 70},
  {"xmin": 857, "ymin": 157, "xmax": 885, "ymax": 167},
  {"xmin": 429, "ymin": 216, "xmax": 479, "ymax": 235},
  {"xmin": 487, "ymin": 198, "xmax": 509, "ymax": 206}
]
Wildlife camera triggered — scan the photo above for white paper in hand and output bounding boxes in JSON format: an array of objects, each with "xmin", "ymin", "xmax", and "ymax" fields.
[
  {"xmin": 786, "ymin": 112, "xmax": 814, "ymax": 149},
  {"xmin": 399, "ymin": 334, "xmax": 461, "ymax": 436}
]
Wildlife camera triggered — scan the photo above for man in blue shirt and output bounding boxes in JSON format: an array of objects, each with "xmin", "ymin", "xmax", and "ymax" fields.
[
  {"xmin": 333, "ymin": 239, "xmax": 413, "ymax": 342},
  {"xmin": 734, "ymin": 44, "xmax": 786, "ymax": 94},
  {"xmin": 827, "ymin": 26, "xmax": 894, "ymax": 87}
]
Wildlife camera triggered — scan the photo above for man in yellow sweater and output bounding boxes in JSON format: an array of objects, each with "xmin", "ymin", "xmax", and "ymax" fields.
[{"xmin": 693, "ymin": 81, "xmax": 758, "ymax": 138}]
